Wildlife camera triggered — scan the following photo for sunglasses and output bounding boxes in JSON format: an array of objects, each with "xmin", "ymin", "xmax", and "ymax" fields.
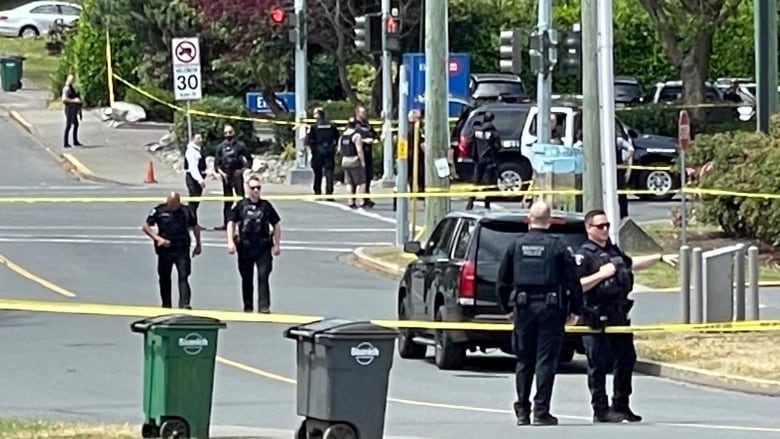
[
  {"xmin": 249, "ymin": 185, "xmax": 261, "ymax": 191},
  {"xmin": 591, "ymin": 222, "xmax": 610, "ymax": 230}
]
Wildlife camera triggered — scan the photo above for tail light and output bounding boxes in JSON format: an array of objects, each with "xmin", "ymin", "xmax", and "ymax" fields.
[
  {"xmin": 457, "ymin": 134, "xmax": 468, "ymax": 160},
  {"xmin": 458, "ymin": 260, "xmax": 475, "ymax": 299}
]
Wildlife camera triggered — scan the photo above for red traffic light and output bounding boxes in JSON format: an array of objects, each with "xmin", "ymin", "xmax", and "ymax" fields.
[
  {"xmin": 386, "ymin": 17, "xmax": 398, "ymax": 34},
  {"xmin": 270, "ymin": 7, "xmax": 285, "ymax": 24}
]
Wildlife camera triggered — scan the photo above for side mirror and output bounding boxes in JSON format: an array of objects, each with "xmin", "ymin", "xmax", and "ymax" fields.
[
  {"xmin": 403, "ymin": 241, "xmax": 423, "ymax": 255},
  {"xmin": 628, "ymin": 129, "xmax": 639, "ymax": 139}
]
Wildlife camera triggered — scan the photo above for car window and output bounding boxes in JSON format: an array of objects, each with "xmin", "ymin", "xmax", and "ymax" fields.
[
  {"xmin": 615, "ymin": 83, "xmax": 641, "ymax": 102},
  {"xmin": 658, "ymin": 85, "xmax": 722, "ymax": 102},
  {"xmin": 425, "ymin": 218, "xmax": 458, "ymax": 258},
  {"xmin": 31, "ymin": 5, "xmax": 59, "ymax": 14},
  {"xmin": 476, "ymin": 220, "xmax": 587, "ymax": 263},
  {"xmin": 529, "ymin": 112, "xmax": 567, "ymax": 137},
  {"xmin": 492, "ymin": 109, "xmax": 529, "ymax": 136},
  {"xmin": 452, "ymin": 219, "xmax": 477, "ymax": 260},
  {"xmin": 59, "ymin": 5, "xmax": 81, "ymax": 16},
  {"xmin": 473, "ymin": 81, "xmax": 526, "ymax": 98}
]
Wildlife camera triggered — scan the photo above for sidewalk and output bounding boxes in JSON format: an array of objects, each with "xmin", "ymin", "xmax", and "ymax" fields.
[{"xmin": 210, "ymin": 425, "xmax": 437, "ymax": 439}]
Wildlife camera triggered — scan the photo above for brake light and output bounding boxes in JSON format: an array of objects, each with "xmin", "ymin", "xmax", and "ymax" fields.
[
  {"xmin": 458, "ymin": 134, "xmax": 468, "ymax": 160},
  {"xmin": 458, "ymin": 261, "xmax": 475, "ymax": 298}
]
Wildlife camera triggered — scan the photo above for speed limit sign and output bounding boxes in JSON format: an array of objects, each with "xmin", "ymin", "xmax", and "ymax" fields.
[{"xmin": 171, "ymin": 37, "xmax": 202, "ymax": 101}]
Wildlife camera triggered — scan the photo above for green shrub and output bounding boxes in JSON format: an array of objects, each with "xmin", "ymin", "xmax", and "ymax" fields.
[
  {"xmin": 172, "ymin": 96, "xmax": 256, "ymax": 156},
  {"xmin": 686, "ymin": 114, "xmax": 780, "ymax": 244},
  {"xmin": 124, "ymin": 84, "xmax": 176, "ymax": 123}
]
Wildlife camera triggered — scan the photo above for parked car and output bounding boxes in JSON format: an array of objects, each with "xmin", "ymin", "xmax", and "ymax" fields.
[
  {"xmin": 468, "ymin": 73, "xmax": 529, "ymax": 107},
  {"xmin": 614, "ymin": 76, "xmax": 643, "ymax": 105},
  {"xmin": 396, "ymin": 209, "xmax": 588, "ymax": 370},
  {"xmin": 0, "ymin": 1, "xmax": 81, "ymax": 37}
]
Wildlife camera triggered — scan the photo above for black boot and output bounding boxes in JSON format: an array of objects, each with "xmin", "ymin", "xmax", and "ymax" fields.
[
  {"xmin": 513, "ymin": 403, "xmax": 530, "ymax": 426},
  {"xmin": 532, "ymin": 413, "xmax": 559, "ymax": 426},
  {"xmin": 612, "ymin": 404, "xmax": 642, "ymax": 422},
  {"xmin": 593, "ymin": 408, "xmax": 626, "ymax": 423}
]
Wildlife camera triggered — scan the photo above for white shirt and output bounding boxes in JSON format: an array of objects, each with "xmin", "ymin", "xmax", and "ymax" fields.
[{"xmin": 184, "ymin": 142, "xmax": 205, "ymax": 184}]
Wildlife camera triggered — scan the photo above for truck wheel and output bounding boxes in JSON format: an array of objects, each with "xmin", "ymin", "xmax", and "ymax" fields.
[
  {"xmin": 322, "ymin": 423, "xmax": 357, "ymax": 439},
  {"xmin": 638, "ymin": 164, "xmax": 676, "ymax": 201},
  {"xmin": 398, "ymin": 300, "xmax": 427, "ymax": 359},
  {"xmin": 496, "ymin": 161, "xmax": 532, "ymax": 191},
  {"xmin": 160, "ymin": 419, "xmax": 188, "ymax": 439},
  {"xmin": 434, "ymin": 306, "xmax": 466, "ymax": 370}
]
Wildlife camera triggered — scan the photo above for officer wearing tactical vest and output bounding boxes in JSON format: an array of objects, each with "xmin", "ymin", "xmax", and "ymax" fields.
[
  {"xmin": 305, "ymin": 107, "xmax": 339, "ymax": 199},
  {"xmin": 142, "ymin": 192, "xmax": 201, "ymax": 309},
  {"xmin": 215, "ymin": 124, "xmax": 253, "ymax": 230},
  {"xmin": 183, "ymin": 133, "xmax": 207, "ymax": 217},
  {"xmin": 466, "ymin": 111, "xmax": 501, "ymax": 210},
  {"xmin": 576, "ymin": 209, "xmax": 668, "ymax": 423},
  {"xmin": 226, "ymin": 175, "xmax": 282, "ymax": 313},
  {"xmin": 497, "ymin": 201, "xmax": 583, "ymax": 427}
]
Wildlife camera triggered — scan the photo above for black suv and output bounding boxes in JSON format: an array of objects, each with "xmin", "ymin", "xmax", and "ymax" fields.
[
  {"xmin": 468, "ymin": 73, "xmax": 529, "ymax": 107},
  {"xmin": 396, "ymin": 209, "xmax": 587, "ymax": 370},
  {"xmin": 450, "ymin": 103, "xmax": 534, "ymax": 189}
]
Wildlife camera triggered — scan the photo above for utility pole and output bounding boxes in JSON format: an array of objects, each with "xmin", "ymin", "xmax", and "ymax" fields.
[
  {"xmin": 754, "ymin": 0, "xmax": 778, "ymax": 134},
  {"xmin": 597, "ymin": 0, "xmax": 619, "ymax": 245},
  {"xmin": 395, "ymin": 64, "xmax": 410, "ymax": 246},
  {"xmin": 286, "ymin": 0, "xmax": 312, "ymax": 185},
  {"xmin": 581, "ymin": 0, "xmax": 602, "ymax": 212},
  {"xmin": 381, "ymin": 0, "xmax": 395, "ymax": 187},
  {"xmin": 423, "ymin": 0, "xmax": 450, "ymax": 234},
  {"xmin": 535, "ymin": 0, "xmax": 553, "ymax": 145}
]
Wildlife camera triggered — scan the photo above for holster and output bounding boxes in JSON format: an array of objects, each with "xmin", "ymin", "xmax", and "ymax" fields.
[{"xmin": 582, "ymin": 305, "xmax": 608, "ymax": 330}]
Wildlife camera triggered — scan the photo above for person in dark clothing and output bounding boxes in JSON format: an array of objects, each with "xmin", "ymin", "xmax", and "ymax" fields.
[
  {"xmin": 615, "ymin": 135, "xmax": 634, "ymax": 219},
  {"xmin": 142, "ymin": 192, "xmax": 201, "ymax": 309},
  {"xmin": 576, "ymin": 209, "xmax": 669, "ymax": 423},
  {"xmin": 214, "ymin": 124, "xmax": 253, "ymax": 230},
  {"xmin": 497, "ymin": 201, "xmax": 582, "ymax": 427},
  {"xmin": 61, "ymin": 74, "xmax": 82, "ymax": 148},
  {"xmin": 226, "ymin": 176, "xmax": 282, "ymax": 313},
  {"xmin": 306, "ymin": 107, "xmax": 339, "ymax": 199},
  {"xmin": 339, "ymin": 117, "xmax": 367, "ymax": 209},
  {"xmin": 183, "ymin": 133, "xmax": 206, "ymax": 218},
  {"xmin": 355, "ymin": 105, "xmax": 377, "ymax": 208},
  {"xmin": 466, "ymin": 111, "xmax": 501, "ymax": 210}
]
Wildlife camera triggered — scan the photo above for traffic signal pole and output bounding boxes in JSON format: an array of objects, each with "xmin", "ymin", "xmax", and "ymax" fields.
[
  {"xmin": 380, "ymin": 0, "xmax": 394, "ymax": 187},
  {"xmin": 286, "ymin": 0, "xmax": 313, "ymax": 185},
  {"xmin": 535, "ymin": 0, "xmax": 553, "ymax": 146},
  {"xmin": 581, "ymin": 0, "xmax": 603, "ymax": 212}
]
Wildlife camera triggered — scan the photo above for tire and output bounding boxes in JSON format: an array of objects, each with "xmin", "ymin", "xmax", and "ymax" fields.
[
  {"xmin": 141, "ymin": 423, "xmax": 158, "ymax": 438},
  {"xmin": 19, "ymin": 25, "xmax": 39, "ymax": 38},
  {"xmin": 496, "ymin": 161, "xmax": 532, "ymax": 191},
  {"xmin": 398, "ymin": 299, "xmax": 427, "ymax": 359},
  {"xmin": 296, "ymin": 420, "xmax": 307, "ymax": 439},
  {"xmin": 637, "ymin": 163, "xmax": 677, "ymax": 201},
  {"xmin": 433, "ymin": 305, "xmax": 466, "ymax": 370},
  {"xmin": 322, "ymin": 423, "xmax": 357, "ymax": 439},
  {"xmin": 159, "ymin": 419, "xmax": 188, "ymax": 439}
]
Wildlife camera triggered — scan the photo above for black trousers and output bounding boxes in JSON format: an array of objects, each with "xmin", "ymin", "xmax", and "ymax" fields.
[
  {"xmin": 221, "ymin": 169, "xmax": 245, "ymax": 226},
  {"xmin": 512, "ymin": 301, "xmax": 566, "ymax": 417},
  {"xmin": 466, "ymin": 162, "xmax": 497, "ymax": 210},
  {"xmin": 582, "ymin": 332, "xmax": 637, "ymax": 413},
  {"xmin": 186, "ymin": 174, "xmax": 203, "ymax": 217},
  {"xmin": 157, "ymin": 251, "xmax": 192, "ymax": 308},
  {"xmin": 617, "ymin": 169, "xmax": 629, "ymax": 219},
  {"xmin": 311, "ymin": 153, "xmax": 335, "ymax": 195},
  {"xmin": 237, "ymin": 246, "xmax": 273, "ymax": 311},
  {"xmin": 363, "ymin": 145, "xmax": 373, "ymax": 195},
  {"xmin": 63, "ymin": 106, "xmax": 80, "ymax": 146}
]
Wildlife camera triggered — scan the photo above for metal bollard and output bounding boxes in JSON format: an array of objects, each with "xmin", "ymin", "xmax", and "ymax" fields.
[
  {"xmin": 747, "ymin": 246, "xmax": 760, "ymax": 320},
  {"xmin": 733, "ymin": 244, "xmax": 746, "ymax": 321},
  {"xmin": 679, "ymin": 245, "xmax": 691, "ymax": 323},
  {"xmin": 691, "ymin": 247, "xmax": 703, "ymax": 323}
]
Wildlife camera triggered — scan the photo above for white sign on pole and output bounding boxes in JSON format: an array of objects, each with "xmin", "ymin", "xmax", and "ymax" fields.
[{"xmin": 171, "ymin": 37, "xmax": 202, "ymax": 101}]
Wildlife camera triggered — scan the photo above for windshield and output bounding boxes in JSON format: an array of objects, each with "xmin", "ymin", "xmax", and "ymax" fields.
[
  {"xmin": 473, "ymin": 81, "xmax": 526, "ymax": 98},
  {"xmin": 615, "ymin": 83, "xmax": 641, "ymax": 102},
  {"xmin": 476, "ymin": 221, "xmax": 588, "ymax": 263}
]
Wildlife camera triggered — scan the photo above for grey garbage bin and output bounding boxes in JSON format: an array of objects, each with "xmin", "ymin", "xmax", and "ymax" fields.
[{"xmin": 284, "ymin": 318, "xmax": 399, "ymax": 439}]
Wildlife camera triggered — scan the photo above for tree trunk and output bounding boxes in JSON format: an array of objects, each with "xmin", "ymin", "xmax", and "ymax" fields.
[
  {"xmin": 336, "ymin": 40, "xmax": 360, "ymax": 107},
  {"xmin": 370, "ymin": 65, "xmax": 382, "ymax": 116},
  {"xmin": 680, "ymin": 31, "xmax": 714, "ymax": 121}
]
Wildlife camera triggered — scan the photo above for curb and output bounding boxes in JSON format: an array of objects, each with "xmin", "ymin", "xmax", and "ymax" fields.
[
  {"xmin": 8, "ymin": 109, "xmax": 33, "ymax": 134},
  {"xmin": 351, "ymin": 245, "xmax": 779, "ymax": 397}
]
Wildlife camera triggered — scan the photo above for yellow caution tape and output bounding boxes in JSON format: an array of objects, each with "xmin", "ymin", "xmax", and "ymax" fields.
[{"xmin": 0, "ymin": 298, "xmax": 778, "ymax": 334}]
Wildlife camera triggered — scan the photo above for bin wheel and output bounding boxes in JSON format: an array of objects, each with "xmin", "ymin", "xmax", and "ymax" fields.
[
  {"xmin": 141, "ymin": 423, "xmax": 158, "ymax": 438},
  {"xmin": 296, "ymin": 421, "xmax": 307, "ymax": 439},
  {"xmin": 322, "ymin": 423, "xmax": 357, "ymax": 439},
  {"xmin": 160, "ymin": 419, "xmax": 189, "ymax": 438}
]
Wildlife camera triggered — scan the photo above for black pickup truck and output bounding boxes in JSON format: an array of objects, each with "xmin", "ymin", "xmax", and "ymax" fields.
[{"xmin": 396, "ymin": 209, "xmax": 588, "ymax": 370}]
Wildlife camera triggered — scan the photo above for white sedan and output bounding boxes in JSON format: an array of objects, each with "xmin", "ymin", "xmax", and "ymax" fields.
[{"xmin": 0, "ymin": 1, "xmax": 81, "ymax": 38}]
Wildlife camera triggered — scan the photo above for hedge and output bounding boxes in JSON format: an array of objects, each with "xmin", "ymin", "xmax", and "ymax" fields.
[
  {"xmin": 172, "ymin": 96, "xmax": 256, "ymax": 156},
  {"xmin": 686, "ymin": 114, "xmax": 780, "ymax": 245}
]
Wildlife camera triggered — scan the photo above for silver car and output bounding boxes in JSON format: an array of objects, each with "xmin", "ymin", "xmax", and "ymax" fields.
[{"xmin": 0, "ymin": 1, "xmax": 81, "ymax": 38}]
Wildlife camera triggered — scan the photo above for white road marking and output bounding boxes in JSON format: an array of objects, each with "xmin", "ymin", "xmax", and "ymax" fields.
[
  {"xmin": 0, "ymin": 226, "xmax": 394, "ymax": 233},
  {"xmin": 310, "ymin": 200, "xmax": 398, "ymax": 224},
  {"xmin": 0, "ymin": 234, "xmax": 389, "ymax": 246},
  {"xmin": 0, "ymin": 185, "xmax": 104, "ymax": 190}
]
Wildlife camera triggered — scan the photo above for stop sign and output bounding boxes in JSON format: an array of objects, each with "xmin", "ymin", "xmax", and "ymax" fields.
[{"xmin": 678, "ymin": 110, "xmax": 690, "ymax": 151}]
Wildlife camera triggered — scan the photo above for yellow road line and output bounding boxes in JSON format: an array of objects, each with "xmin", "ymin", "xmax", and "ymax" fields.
[
  {"xmin": 62, "ymin": 153, "xmax": 94, "ymax": 176},
  {"xmin": 0, "ymin": 252, "xmax": 76, "ymax": 298}
]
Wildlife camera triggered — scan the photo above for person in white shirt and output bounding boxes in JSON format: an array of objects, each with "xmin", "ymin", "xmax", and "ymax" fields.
[{"xmin": 184, "ymin": 133, "xmax": 207, "ymax": 217}]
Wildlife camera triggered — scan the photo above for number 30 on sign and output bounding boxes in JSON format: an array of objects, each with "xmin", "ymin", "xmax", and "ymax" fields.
[{"xmin": 171, "ymin": 37, "xmax": 202, "ymax": 101}]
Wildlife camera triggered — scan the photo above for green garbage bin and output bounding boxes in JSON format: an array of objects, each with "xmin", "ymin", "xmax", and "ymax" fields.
[
  {"xmin": 0, "ymin": 57, "xmax": 20, "ymax": 92},
  {"xmin": 131, "ymin": 314, "xmax": 227, "ymax": 439},
  {"xmin": 8, "ymin": 55, "xmax": 25, "ymax": 89}
]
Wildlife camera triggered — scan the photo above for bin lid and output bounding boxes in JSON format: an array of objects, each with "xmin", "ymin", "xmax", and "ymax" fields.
[
  {"xmin": 284, "ymin": 318, "xmax": 398, "ymax": 341},
  {"xmin": 131, "ymin": 314, "xmax": 226, "ymax": 333}
]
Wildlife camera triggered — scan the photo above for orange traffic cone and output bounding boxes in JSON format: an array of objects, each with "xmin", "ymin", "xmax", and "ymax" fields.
[{"xmin": 144, "ymin": 160, "xmax": 157, "ymax": 183}]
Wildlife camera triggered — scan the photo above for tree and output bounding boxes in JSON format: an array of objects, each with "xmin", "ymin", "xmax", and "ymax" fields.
[{"xmin": 637, "ymin": 0, "xmax": 744, "ymax": 106}]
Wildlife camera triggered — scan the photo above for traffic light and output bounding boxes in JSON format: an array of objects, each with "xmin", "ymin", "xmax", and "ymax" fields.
[
  {"xmin": 560, "ymin": 28, "xmax": 582, "ymax": 75},
  {"xmin": 499, "ymin": 28, "xmax": 523, "ymax": 75},
  {"xmin": 385, "ymin": 15, "xmax": 402, "ymax": 53},
  {"xmin": 354, "ymin": 14, "xmax": 381, "ymax": 53},
  {"xmin": 270, "ymin": 7, "xmax": 285, "ymax": 24}
]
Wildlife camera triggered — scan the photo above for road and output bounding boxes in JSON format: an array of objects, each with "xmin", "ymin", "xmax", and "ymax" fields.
[{"xmin": 1, "ymin": 116, "xmax": 779, "ymax": 438}]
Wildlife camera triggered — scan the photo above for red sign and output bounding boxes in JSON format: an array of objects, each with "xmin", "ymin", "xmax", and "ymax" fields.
[
  {"xmin": 386, "ymin": 17, "xmax": 397, "ymax": 34},
  {"xmin": 270, "ymin": 8, "xmax": 285, "ymax": 24},
  {"xmin": 678, "ymin": 110, "xmax": 690, "ymax": 152},
  {"xmin": 448, "ymin": 58, "xmax": 461, "ymax": 74}
]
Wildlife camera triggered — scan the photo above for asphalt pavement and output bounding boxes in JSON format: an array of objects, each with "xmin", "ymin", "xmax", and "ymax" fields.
[{"xmin": 1, "ymin": 114, "xmax": 780, "ymax": 438}]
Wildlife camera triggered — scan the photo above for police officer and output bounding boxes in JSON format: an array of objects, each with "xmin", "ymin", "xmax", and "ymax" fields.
[
  {"xmin": 214, "ymin": 124, "xmax": 253, "ymax": 230},
  {"xmin": 306, "ymin": 107, "xmax": 339, "ymax": 199},
  {"xmin": 226, "ymin": 175, "xmax": 282, "ymax": 313},
  {"xmin": 142, "ymin": 192, "xmax": 201, "ymax": 309},
  {"xmin": 466, "ymin": 112, "xmax": 501, "ymax": 210},
  {"xmin": 576, "ymin": 209, "xmax": 667, "ymax": 423},
  {"xmin": 355, "ymin": 105, "xmax": 377, "ymax": 208},
  {"xmin": 497, "ymin": 201, "xmax": 583, "ymax": 427},
  {"xmin": 183, "ymin": 133, "xmax": 206, "ymax": 217}
]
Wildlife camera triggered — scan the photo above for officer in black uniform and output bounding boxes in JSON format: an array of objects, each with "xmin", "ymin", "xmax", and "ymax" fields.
[
  {"xmin": 142, "ymin": 192, "xmax": 201, "ymax": 309},
  {"xmin": 226, "ymin": 175, "xmax": 282, "ymax": 313},
  {"xmin": 497, "ymin": 201, "xmax": 583, "ymax": 427},
  {"xmin": 355, "ymin": 105, "xmax": 377, "ymax": 208},
  {"xmin": 466, "ymin": 111, "xmax": 501, "ymax": 210},
  {"xmin": 576, "ymin": 208, "xmax": 667, "ymax": 423},
  {"xmin": 306, "ymin": 107, "xmax": 339, "ymax": 199},
  {"xmin": 214, "ymin": 124, "xmax": 253, "ymax": 230}
]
